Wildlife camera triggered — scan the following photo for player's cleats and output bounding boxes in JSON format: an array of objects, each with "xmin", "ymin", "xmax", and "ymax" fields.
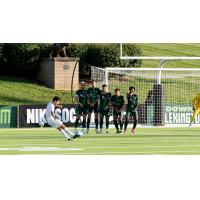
[
  {"xmin": 132, "ymin": 128, "xmax": 136, "ymax": 134},
  {"xmin": 119, "ymin": 129, "xmax": 123, "ymax": 134},
  {"xmin": 116, "ymin": 130, "xmax": 121, "ymax": 134},
  {"xmin": 188, "ymin": 123, "xmax": 192, "ymax": 128},
  {"xmin": 106, "ymin": 129, "xmax": 109, "ymax": 134},
  {"xmin": 100, "ymin": 129, "xmax": 103, "ymax": 134},
  {"xmin": 95, "ymin": 129, "xmax": 99, "ymax": 134}
]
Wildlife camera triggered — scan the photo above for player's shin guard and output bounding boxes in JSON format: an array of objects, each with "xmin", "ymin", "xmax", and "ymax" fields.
[{"xmin": 95, "ymin": 118, "xmax": 98, "ymax": 129}]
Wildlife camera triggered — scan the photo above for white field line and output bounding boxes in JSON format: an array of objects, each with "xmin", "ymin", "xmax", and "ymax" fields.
[{"xmin": 0, "ymin": 147, "xmax": 83, "ymax": 151}]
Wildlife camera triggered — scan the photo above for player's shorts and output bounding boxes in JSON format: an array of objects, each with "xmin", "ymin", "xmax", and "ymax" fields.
[
  {"xmin": 100, "ymin": 108, "xmax": 110, "ymax": 117},
  {"xmin": 47, "ymin": 118, "xmax": 63, "ymax": 128},
  {"xmin": 126, "ymin": 110, "xmax": 138, "ymax": 120},
  {"xmin": 88, "ymin": 103, "xmax": 99, "ymax": 113},
  {"xmin": 76, "ymin": 105, "xmax": 89, "ymax": 115},
  {"xmin": 113, "ymin": 110, "xmax": 122, "ymax": 117}
]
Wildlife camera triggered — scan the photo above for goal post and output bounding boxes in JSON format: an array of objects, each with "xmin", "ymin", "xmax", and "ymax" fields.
[{"xmin": 91, "ymin": 66, "xmax": 200, "ymax": 127}]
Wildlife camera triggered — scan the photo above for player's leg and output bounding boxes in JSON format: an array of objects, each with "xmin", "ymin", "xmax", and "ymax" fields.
[
  {"xmin": 86, "ymin": 109, "xmax": 92, "ymax": 134},
  {"xmin": 124, "ymin": 113, "xmax": 130, "ymax": 134},
  {"xmin": 99, "ymin": 111, "xmax": 104, "ymax": 134},
  {"xmin": 190, "ymin": 107, "xmax": 200, "ymax": 126},
  {"xmin": 118, "ymin": 113, "xmax": 123, "ymax": 133},
  {"xmin": 94, "ymin": 104, "xmax": 99, "ymax": 134},
  {"xmin": 113, "ymin": 111, "xmax": 119, "ymax": 133},
  {"xmin": 74, "ymin": 105, "xmax": 81, "ymax": 131},
  {"xmin": 105, "ymin": 110, "xmax": 110, "ymax": 134},
  {"xmin": 132, "ymin": 111, "xmax": 138, "ymax": 134}
]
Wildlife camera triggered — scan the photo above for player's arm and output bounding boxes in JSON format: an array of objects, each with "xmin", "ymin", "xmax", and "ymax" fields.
[
  {"xmin": 93, "ymin": 88, "xmax": 100, "ymax": 105},
  {"xmin": 75, "ymin": 91, "xmax": 83, "ymax": 107},
  {"xmin": 133, "ymin": 95, "xmax": 139, "ymax": 110},
  {"xmin": 51, "ymin": 111, "xmax": 57, "ymax": 119}
]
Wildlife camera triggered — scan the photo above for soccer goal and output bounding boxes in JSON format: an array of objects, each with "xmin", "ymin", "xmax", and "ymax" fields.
[{"xmin": 91, "ymin": 65, "xmax": 200, "ymax": 127}]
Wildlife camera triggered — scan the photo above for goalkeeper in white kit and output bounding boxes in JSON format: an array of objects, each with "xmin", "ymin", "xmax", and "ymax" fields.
[{"xmin": 45, "ymin": 96, "xmax": 82, "ymax": 141}]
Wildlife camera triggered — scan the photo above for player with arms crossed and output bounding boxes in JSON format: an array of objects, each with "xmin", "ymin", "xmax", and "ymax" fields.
[
  {"xmin": 75, "ymin": 81, "xmax": 88, "ymax": 134},
  {"xmin": 189, "ymin": 92, "xmax": 200, "ymax": 127},
  {"xmin": 45, "ymin": 96, "xmax": 82, "ymax": 141},
  {"xmin": 87, "ymin": 80, "xmax": 101, "ymax": 134},
  {"xmin": 111, "ymin": 88, "xmax": 125, "ymax": 134},
  {"xmin": 124, "ymin": 86, "xmax": 139, "ymax": 134},
  {"xmin": 99, "ymin": 84, "xmax": 112, "ymax": 134}
]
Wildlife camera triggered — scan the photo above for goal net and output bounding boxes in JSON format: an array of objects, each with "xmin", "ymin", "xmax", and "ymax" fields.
[{"xmin": 91, "ymin": 66, "xmax": 200, "ymax": 127}]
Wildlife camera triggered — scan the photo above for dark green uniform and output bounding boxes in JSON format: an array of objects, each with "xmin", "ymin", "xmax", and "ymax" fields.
[
  {"xmin": 100, "ymin": 92, "xmax": 111, "ymax": 116},
  {"xmin": 124, "ymin": 93, "xmax": 139, "ymax": 131},
  {"xmin": 87, "ymin": 87, "xmax": 101, "ymax": 113},
  {"xmin": 111, "ymin": 95, "xmax": 125, "ymax": 116},
  {"xmin": 126, "ymin": 93, "xmax": 138, "ymax": 117},
  {"xmin": 76, "ymin": 89, "xmax": 88, "ymax": 115}
]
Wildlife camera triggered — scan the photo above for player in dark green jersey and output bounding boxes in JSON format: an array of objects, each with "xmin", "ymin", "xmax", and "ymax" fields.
[
  {"xmin": 87, "ymin": 80, "xmax": 101, "ymax": 134},
  {"xmin": 111, "ymin": 88, "xmax": 125, "ymax": 134},
  {"xmin": 124, "ymin": 86, "xmax": 139, "ymax": 134},
  {"xmin": 75, "ymin": 81, "xmax": 88, "ymax": 133},
  {"xmin": 99, "ymin": 84, "xmax": 111, "ymax": 134}
]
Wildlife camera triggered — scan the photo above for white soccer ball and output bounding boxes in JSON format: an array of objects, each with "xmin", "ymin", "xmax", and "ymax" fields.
[{"xmin": 77, "ymin": 131, "xmax": 84, "ymax": 137}]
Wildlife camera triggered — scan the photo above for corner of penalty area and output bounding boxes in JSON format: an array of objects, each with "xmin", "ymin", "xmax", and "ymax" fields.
[{"xmin": 153, "ymin": 84, "xmax": 165, "ymax": 126}]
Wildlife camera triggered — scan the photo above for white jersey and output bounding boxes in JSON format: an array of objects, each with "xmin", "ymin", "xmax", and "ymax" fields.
[{"xmin": 45, "ymin": 102, "xmax": 55, "ymax": 120}]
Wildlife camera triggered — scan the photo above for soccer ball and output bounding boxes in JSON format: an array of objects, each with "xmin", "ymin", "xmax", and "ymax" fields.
[
  {"xmin": 74, "ymin": 130, "xmax": 84, "ymax": 137},
  {"xmin": 38, "ymin": 121, "xmax": 44, "ymax": 127}
]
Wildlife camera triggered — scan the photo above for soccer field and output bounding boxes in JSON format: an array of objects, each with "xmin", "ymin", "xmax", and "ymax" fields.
[{"xmin": 0, "ymin": 127, "xmax": 200, "ymax": 155}]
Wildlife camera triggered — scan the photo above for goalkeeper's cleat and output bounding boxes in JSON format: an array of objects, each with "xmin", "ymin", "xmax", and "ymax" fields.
[
  {"xmin": 100, "ymin": 129, "xmax": 103, "ymax": 134},
  {"xmin": 95, "ymin": 129, "xmax": 99, "ymax": 134},
  {"xmin": 132, "ymin": 128, "xmax": 136, "ymax": 135}
]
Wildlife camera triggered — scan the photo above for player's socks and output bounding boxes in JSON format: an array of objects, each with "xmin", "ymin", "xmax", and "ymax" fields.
[
  {"xmin": 64, "ymin": 127, "xmax": 74, "ymax": 137},
  {"xmin": 87, "ymin": 118, "xmax": 91, "ymax": 129},
  {"xmin": 95, "ymin": 129, "xmax": 98, "ymax": 134},
  {"xmin": 114, "ymin": 120, "xmax": 118, "ymax": 131},
  {"xmin": 60, "ymin": 129, "xmax": 71, "ymax": 140},
  {"xmin": 82, "ymin": 119, "xmax": 86, "ymax": 129},
  {"xmin": 133, "ymin": 120, "xmax": 137, "ymax": 129},
  {"xmin": 124, "ymin": 119, "xmax": 128, "ymax": 131},
  {"xmin": 119, "ymin": 121, "xmax": 123, "ymax": 130},
  {"xmin": 75, "ymin": 118, "xmax": 79, "ymax": 129},
  {"xmin": 95, "ymin": 118, "xmax": 98, "ymax": 129},
  {"xmin": 100, "ymin": 117, "xmax": 103, "ymax": 130},
  {"xmin": 106, "ymin": 117, "xmax": 109, "ymax": 129}
]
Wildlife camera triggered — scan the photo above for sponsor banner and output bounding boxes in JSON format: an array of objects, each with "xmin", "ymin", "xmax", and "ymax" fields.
[
  {"xmin": 0, "ymin": 106, "xmax": 17, "ymax": 128},
  {"xmin": 165, "ymin": 105, "xmax": 197, "ymax": 124},
  {"xmin": 19, "ymin": 105, "xmax": 77, "ymax": 127}
]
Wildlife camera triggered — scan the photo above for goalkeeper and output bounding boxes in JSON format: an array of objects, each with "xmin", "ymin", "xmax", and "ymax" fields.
[
  {"xmin": 124, "ymin": 86, "xmax": 139, "ymax": 134},
  {"xmin": 189, "ymin": 92, "xmax": 200, "ymax": 126}
]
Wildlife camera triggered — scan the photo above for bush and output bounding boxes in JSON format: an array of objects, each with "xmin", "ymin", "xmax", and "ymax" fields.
[
  {"xmin": 2, "ymin": 44, "xmax": 41, "ymax": 78},
  {"xmin": 67, "ymin": 43, "xmax": 142, "ymax": 76}
]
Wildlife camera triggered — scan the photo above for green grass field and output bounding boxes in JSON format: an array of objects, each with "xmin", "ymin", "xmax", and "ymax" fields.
[{"xmin": 0, "ymin": 127, "xmax": 200, "ymax": 155}]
